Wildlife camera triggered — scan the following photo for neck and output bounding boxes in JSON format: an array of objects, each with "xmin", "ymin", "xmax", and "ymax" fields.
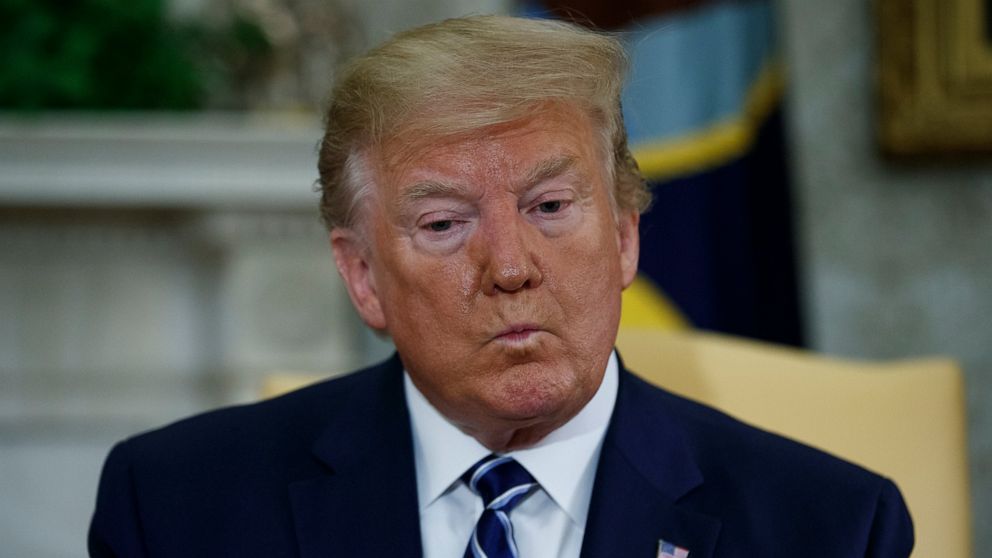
[{"xmin": 464, "ymin": 419, "xmax": 566, "ymax": 453}]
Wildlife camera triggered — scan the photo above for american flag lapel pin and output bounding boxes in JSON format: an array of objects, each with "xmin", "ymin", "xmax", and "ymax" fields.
[{"xmin": 657, "ymin": 539, "xmax": 690, "ymax": 558}]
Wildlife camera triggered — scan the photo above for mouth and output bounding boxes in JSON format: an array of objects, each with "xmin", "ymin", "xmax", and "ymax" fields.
[{"xmin": 493, "ymin": 323, "xmax": 543, "ymax": 344}]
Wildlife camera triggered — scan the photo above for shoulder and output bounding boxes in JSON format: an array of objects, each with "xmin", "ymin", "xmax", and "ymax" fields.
[
  {"xmin": 108, "ymin": 355, "xmax": 400, "ymax": 477},
  {"xmin": 619, "ymin": 370, "xmax": 914, "ymax": 555},
  {"xmin": 621, "ymin": 368, "xmax": 883, "ymax": 483},
  {"xmin": 90, "ymin": 356, "xmax": 405, "ymax": 556}
]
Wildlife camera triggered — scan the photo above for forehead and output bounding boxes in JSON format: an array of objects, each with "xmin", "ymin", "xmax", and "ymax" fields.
[{"xmin": 372, "ymin": 104, "xmax": 606, "ymax": 197}]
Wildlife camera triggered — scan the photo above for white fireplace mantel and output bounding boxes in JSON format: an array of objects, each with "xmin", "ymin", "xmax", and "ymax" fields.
[
  {"xmin": 0, "ymin": 111, "xmax": 373, "ymax": 420},
  {"xmin": 0, "ymin": 112, "xmax": 324, "ymax": 208}
]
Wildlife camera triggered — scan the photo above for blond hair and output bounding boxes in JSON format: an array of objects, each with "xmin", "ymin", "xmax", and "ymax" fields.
[{"xmin": 317, "ymin": 15, "xmax": 649, "ymax": 229}]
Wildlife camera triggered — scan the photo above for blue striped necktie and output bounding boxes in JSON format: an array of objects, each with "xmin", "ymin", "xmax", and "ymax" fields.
[{"xmin": 462, "ymin": 454, "xmax": 538, "ymax": 558}]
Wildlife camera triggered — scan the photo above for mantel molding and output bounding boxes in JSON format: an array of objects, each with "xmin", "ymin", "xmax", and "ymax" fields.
[{"xmin": 0, "ymin": 112, "xmax": 324, "ymax": 208}]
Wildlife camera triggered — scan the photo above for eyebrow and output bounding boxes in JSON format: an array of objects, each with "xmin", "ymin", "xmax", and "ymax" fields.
[
  {"xmin": 523, "ymin": 155, "xmax": 577, "ymax": 188},
  {"xmin": 399, "ymin": 179, "xmax": 464, "ymax": 204},
  {"xmin": 396, "ymin": 154, "xmax": 585, "ymax": 210}
]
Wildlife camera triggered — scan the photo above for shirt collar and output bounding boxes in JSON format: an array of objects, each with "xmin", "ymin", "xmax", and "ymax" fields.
[{"xmin": 404, "ymin": 352, "xmax": 619, "ymax": 526}]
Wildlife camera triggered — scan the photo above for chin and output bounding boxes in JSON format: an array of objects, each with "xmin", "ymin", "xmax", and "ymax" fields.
[{"xmin": 485, "ymin": 362, "xmax": 586, "ymax": 422}]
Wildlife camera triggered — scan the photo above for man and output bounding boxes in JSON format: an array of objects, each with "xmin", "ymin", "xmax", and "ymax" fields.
[{"xmin": 90, "ymin": 15, "xmax": 913, "ymax": 557}]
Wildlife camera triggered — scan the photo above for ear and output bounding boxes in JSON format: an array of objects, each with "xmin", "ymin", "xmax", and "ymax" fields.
[
  {"xmin": 616, "ymin": 209, "xmax": 640, "ymax": 289},
  {"xmin": 330, "ymin": 228, "xmax": 387, "ymax": 331}
]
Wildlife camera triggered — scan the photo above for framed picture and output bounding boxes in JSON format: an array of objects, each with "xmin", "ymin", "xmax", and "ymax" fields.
[{"xmin": 878, "ymin": 0, "xmax": 992, "ymax": 155}]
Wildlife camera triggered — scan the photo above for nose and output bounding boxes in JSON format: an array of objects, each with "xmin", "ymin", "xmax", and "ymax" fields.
[{"xmin": 478, "ymin": 209, "xmax": 543, "ymax": 295}]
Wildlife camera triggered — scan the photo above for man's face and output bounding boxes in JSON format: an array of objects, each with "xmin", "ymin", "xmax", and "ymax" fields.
[{"xmin": 332, "ymin": 103, "xmax": 639, "ymax": 449}]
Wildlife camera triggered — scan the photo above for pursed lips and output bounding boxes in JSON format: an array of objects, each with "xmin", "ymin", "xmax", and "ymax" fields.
[{"xmin": 493, "ymin": 323, "xmax": 543, "ymax": 343}]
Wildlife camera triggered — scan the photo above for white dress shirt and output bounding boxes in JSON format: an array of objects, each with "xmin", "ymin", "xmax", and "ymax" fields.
[{"xmin": 404, "ymin": 352, "xmax": 619, "ymax": 558}]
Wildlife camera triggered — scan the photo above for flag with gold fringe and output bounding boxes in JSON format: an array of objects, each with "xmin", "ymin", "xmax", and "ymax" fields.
[{"xmin": 531, "ymin": 0, "xmax": 804, "ymax": 346}]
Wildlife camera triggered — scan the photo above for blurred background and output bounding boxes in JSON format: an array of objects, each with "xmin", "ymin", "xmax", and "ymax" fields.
[{"xmin": 1, "ymin": 0, "xmax": 989, "ymax": 555}]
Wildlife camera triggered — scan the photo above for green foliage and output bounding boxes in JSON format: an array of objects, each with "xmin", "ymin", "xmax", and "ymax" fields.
[{"xmin": 0, "ymin": 0, "xmax": 257, "ymax": 110}]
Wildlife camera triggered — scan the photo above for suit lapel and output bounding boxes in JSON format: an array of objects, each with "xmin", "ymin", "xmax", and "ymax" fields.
[
  {"xmin": 580, "ymin": 365, "xmax": 721, "ymax": 558},
  {"xmin": 288, "ymin": 355, "xmax": 423, "ymax": 558}
]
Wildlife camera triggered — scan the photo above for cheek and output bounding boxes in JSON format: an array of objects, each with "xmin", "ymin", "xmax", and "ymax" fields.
[
  {"xmin": 449, "ymin": 259, "xmax": 480, "ymax": 313},
  {"xmin": 550, "ymin": 224, "xmax": 623, "ymax": 320},
  {"xmin": 384, "ymin": 291, "xmax": 454, "ymax": 355},
  {"xmin": 417, "ymin": 258, "xmax": 479, "ymax": 320},
  {"xmin": 383, "ymin": 254, "xmax": 479, "ymax": 326}
]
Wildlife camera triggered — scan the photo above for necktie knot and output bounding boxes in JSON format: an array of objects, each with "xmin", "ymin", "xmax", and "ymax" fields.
[{"xmin": 462, "ymin": 455, "xmax": 537, "ymax": 511}]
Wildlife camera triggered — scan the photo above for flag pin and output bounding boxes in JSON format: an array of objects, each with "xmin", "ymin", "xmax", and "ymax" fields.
[{"xmin": 657, "ymin": 539, "xmax": 690, "ymax": 558}]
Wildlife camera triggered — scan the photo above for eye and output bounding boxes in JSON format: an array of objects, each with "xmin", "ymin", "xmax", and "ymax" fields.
[
  {"xmin": 427, "ymin": 220, "xmax": 453, "ymax": 232},
  {"xmin": 537, "ymin": 200, "xmax": 562, "ymax": 213}
]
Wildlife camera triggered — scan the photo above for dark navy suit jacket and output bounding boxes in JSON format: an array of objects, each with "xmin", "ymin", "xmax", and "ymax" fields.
[{"xmin": 89, "ymin": 353, "xmax": 914, "ymax": 557}]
